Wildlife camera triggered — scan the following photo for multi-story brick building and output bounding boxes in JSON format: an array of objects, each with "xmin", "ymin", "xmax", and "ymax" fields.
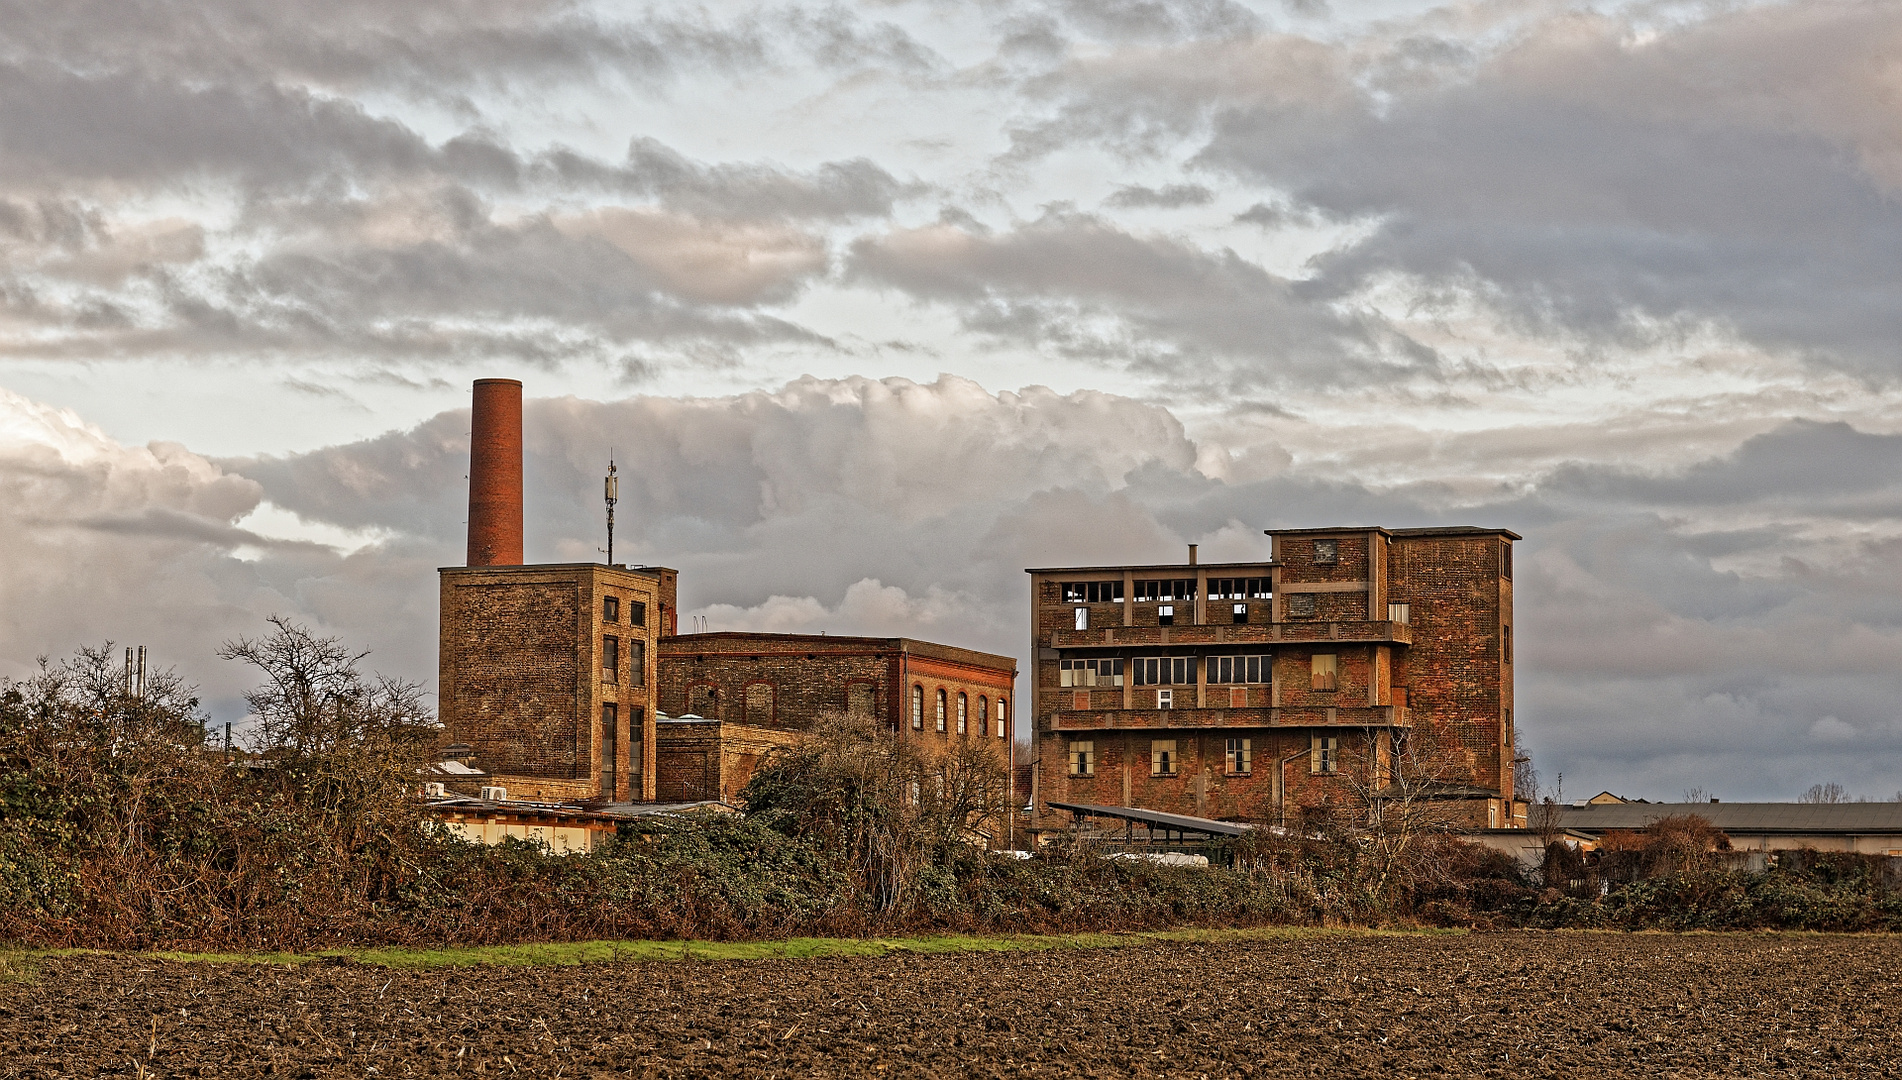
[
  {"xmin": 1027, "ymin": 528, "xmax": 1521, "ymax": 831},
  {"xmin": 654, "ymin": 632, "xmax": 1018, "ymax": 801}
]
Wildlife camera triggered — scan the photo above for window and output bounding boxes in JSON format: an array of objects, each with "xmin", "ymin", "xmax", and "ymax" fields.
[
  {"xmin": 978, "ymin": 696, "xmax": 988, "ymax": 731},
  {"xmin": 1068, "ymin": 740, "xmax": 1095, "ymax": 777},
  {"xmin": 1503, "ymin": 625, "xmax": 1512, "ymax": 664},
  {"xmin": 1132, "ymin": 656, "xmax": 1191, "ymax": 685},
  {"xmin": 1060, "ymin": 657, "xmax": 1124, "ymax": 687},
  {"xmin": 602, "ymin": 636, "xmax": 619, "ymax": 683},
  {"xmin": 1314, "ymin": 539, "xmax": 1339, "ymax": 565},
  {"xmin": 1074, "ymin": 607, "xmax": 1089, "ymax": 630},
  {"xmin": 1062, "ymin": 581, "xmax": 1123, "ymax": 603},
  {"xmin": 1501, "ymin": 542, "xmax": 1513, "ymax": 581},
  {"xmin": 1504, "ymin": 707, "xmax": 1512, "ymax": 746},
  {"xmin": 1311, "ymin": 654, "xmax": 1338, "ymax": 692},
  {"xmin": 1156, "ymin": 688, "xmax": 1174, "ymax": 709},
  {"xmin": 957, "ymin": 693, "xmax": 968, "ymax": 735},
  {"xmin": 603, "ymin": 596, "xmax": 620, "ymax": 623},
  {"xmin": 1388, "ymin": 603, "xmax": 1410, "ymax": 624},
  {"xmin": 1132, "ymin": 579, "xmax": 1197, "ymax": 602},
  {"xmin": 627, "ymin": 640, "xmax": 646, "ymax": 685},
  {"xmin": 911, "ymin": 685, "xmax": 924, "ymax": 730},
  {"xmin": 1150, "ymin": 740, "xmax": 1178, "ymax": 777},
  {"xmin": 1233, "ymin": 603, "xmax": 1248, "ymax": 624},
  {"xmin": 1225, "ymin": 738, "xmax": 1252, "ymax": 776},
  {"xmin": 1288, "ymin": 594, "xmax": 1316, "ymax": 618},
  {"xmin": 935, "ymin": 689, "xmax": 947, "ymax": 732},
  {"xmin": 1312, "ymin": 735, "xmax": 1338, "ymax": 774},
  {"xmin": 629, "ymin": 601, "xmax": 647, "ymax": 626},
  {"xmin": 1158, "ymin": 604, "xmax": 1174, "ymax": 626},
  {"xmin": 1208, "ymin": 655, "xmax": 1270, "ymax": 684},
  {"xmin": 601, "ymin": 704, "xmax": 618, "ymax": 795},
  {"xmin": 1207, "ymin": 577, "xmax": 1272, "ymax": 600},
  {"xmin": 996, "ymin": 698, "xmax": 1007, "ymax": 738}
]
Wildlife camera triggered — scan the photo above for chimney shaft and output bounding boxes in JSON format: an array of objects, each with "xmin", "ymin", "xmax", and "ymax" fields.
[
  {"xmin": 467, "ymin": 379, "xmax": 524, "ymax": 566},
  {"xmin": 1188, "ymin": 543, "xmax": 1198, "ymax": 565}
]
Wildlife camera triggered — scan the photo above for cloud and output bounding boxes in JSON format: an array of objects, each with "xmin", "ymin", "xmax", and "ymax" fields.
[{"xmin": 1104, "ymin": 183, "xmax": 1214, "ymax": 209}]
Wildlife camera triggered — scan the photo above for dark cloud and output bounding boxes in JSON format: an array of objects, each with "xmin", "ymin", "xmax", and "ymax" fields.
[{"xmin": 1104, "ymin": 183, "xmax": 1214, "ymax": 208}]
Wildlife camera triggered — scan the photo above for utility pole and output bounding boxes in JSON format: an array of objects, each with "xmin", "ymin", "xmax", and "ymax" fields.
[{"xmin": 603, "ymin": 457, "xmax": 618, "ymax": 566}]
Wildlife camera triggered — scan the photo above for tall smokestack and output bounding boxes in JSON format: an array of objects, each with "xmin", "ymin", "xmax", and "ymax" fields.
[{"xmin": 467, "ymin": 378, "xmax": 524, "ymax": 566}]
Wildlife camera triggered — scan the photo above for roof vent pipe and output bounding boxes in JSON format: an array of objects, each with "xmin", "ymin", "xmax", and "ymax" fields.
[
  {"xmin": 467, "ymin": 378, "xmax": 524, "ymax": 566},
  {"xmin": 1188, "ymin": 544, "xmax": 1198, "ymax": 565}
]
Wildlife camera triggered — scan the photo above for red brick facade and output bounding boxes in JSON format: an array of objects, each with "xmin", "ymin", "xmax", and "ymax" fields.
[
  {"xmin": 1028, "ymin": 528, "xmax": 1520, "ymax": 831},
  {"xmin": 438, "ymin": 563, "xmax": 677, "ymax": 802}
]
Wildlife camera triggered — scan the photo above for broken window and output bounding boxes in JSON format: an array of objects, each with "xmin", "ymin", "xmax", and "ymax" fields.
[
  {"xmin": 602, "ymin": 635, "xmax": 619, "ymax": 684},
  {"xmin": 1207, "ymin": 577, "xmax": 1272, "ymax": 600},
  {"xmin": 1312, "ymin": 734, "xmax": 1338, "ymax": 774},
  {"xmin": 1074, "ymin": 606, "xmax": 1089, "ymax": 631},
  {"xmin": 1225, "ymin": 738, "xmax": 1252, "ymax": 776},
  {"xmin": 1133, "ymin": 579, "xmax": 1197, "ymax": 602},
  {"xmin": 1288, "ymin": 594, "xmax": 1316, "ymax": 618},
  {"xmin": 1311, "ymin": 653, "xmax": 1338, "ymax": 692},
  {"xmin": 1314, "ymin": 539, "xmax": 1339, "ymax": 565},
  {"xmin": 1233, "ymin": 602, "xmax": 1248, "ymax": 624},
  {"xmin": 1060, "ymin": 657, "xmax": 1124, "ymax": 687},
  {"xmin": 1150, "ymin": 740, "xmax": 1178, "ymax": 777},
  {"xmin": 1069, "ymin": 740, "xmax": 1095, "ymax": 777},
  {"xmin": 603, "ymin": 596, "xmax": 619, "ymax": 623},
  {"xmin": 1062, "ymin": 581, "xmax": 1124, "ymax": 603},
  {"xmin": 1158, "ymin": 604, "xmax": 1174, "ymax": 626}
]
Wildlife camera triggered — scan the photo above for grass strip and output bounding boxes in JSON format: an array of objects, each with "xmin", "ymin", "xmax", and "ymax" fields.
[{"xmin": 5, "ymin": 925, "xmax": 1459, "ymax": 973}]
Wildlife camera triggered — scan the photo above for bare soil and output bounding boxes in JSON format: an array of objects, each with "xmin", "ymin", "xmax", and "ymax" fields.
[{"xmin": 3, "ymin": 932, "xmax": 1898, "ymax": 1078}]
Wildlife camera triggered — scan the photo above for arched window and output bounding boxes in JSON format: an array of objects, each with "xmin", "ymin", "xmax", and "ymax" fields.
[
  {"xmin": 996, "ymin": 697, "xmax": 1008, "ymax": 738},
  {"xmin": 977, "ymin": 697, "xmax": 988, "ymax": 735},
  {"xmin": 935, "ymin": 689, "xmax": 947, "ymax": 732},
  {"xmin": 957, "ymin": 693, "xmax": 968, "ymax": 735},
  {"xmin": 911, "ymin": 685, "xmax": 924, "ymax": 730}
]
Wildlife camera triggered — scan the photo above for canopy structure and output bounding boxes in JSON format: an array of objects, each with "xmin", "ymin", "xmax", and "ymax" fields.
[{"xmin": 1047, "ymin": 801, "xmax": 1254, "ymax": 846}]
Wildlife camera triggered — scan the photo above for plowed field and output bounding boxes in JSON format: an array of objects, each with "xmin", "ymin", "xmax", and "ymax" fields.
[{"xmin": 3, "ymin": 932, "xmax": 1897, "ymax": 1077}]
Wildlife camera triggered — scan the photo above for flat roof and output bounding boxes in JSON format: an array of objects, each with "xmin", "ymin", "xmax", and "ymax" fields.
[
  {"xmin": 1553, "ymin": 802, "xmax": 1902, "ymax": 834},
  {"xmin": 439, "ymin": 562, "xmax": 678, "ymax": 576},
  {"xmin": 1024, "ymin": 561, "xmax": 1277, "ymax": 574},
  {"xmin": 658, "ymin": 631, "xmax": 1017, "ymax": 673},
  {"xmin": 1265, "ymin": 526, "xmax": 1523, "ymax": 541}
]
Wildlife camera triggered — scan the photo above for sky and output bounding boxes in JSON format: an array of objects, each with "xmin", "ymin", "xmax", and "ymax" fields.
[{"xmin": 4, "ymin": 0, "xmax": 1902, "ymax": 803}]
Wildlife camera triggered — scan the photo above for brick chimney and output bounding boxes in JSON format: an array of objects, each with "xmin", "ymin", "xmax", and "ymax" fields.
[{"xmin": 466, "ymin": 378, "xmax": 523, "ymax": 566}]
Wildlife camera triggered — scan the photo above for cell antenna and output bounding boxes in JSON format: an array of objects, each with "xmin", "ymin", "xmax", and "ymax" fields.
[{"xmin": 603, "ymin": 456, "xmax": 619, "ymax": 566}]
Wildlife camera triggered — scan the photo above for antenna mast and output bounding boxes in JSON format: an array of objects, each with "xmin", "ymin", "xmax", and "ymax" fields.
[{"xmin": 603, "ymin": 457, "xmax": 618, "ymax": 566}]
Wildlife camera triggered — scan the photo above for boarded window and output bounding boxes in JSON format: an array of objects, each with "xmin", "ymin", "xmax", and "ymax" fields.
[
  {"xmin": 1069, "ymin": 740, "xmax": 1095, "ymax": 777},
  {"xmin": 1225, "ymin": 738, "xmax": 1252, "ymax": 776},
  {"xmin": 1311, "ymin": 654, "xmax": 1338, "ymax": 692},
  {"xmin": 911, "ymin": 685, "xmax": 924, "ymax": 730},
  {"xmin": 744, "ymin": 683, "xmax": 774, "ymax": 725},
  {"xmin": 603, "ymin": 596, "xmax": 619, "ymax": 623},
  {"xmin": 957, "ymin": 693, "xmax": 968, "ymax": 735},
  {"xmin": 1150, "ymin": 740, "xmax": 1178, "ymax": 777},
  {"xmin": 1060, "ymin": 657, "xmax": 1124, "ymax": 687},
  {"xmin": 602, "ymin": 636, "xmax": 619, "ymax": 684},
  {"xmin": 1312, "ymin": 734, "xmax": 1338, "ymax": 774},
  {"xmin": 1313, "ymin": 539, "xmax": 1339, "ymax": 565},
  {"xmin": 935, "ymin": 689, "xmax": 948, "ymax": 732},
  {"xmin": 1288, "ymin": 594, "xmax": 1316, "ymax": 618}
]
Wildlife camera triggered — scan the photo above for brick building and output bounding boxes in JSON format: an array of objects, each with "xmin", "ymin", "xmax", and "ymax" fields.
[
  {"xmin": 1027, "ymin": 528, "xmax": 1521, "ymax": 832},
  {"xmin": 439, "ymin": 561, "xmax": 677, "ymax": 802}
]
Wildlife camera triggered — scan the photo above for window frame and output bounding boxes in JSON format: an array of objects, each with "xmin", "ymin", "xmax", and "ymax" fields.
[
  {"xmin": 602, "ymin": 635, "xmax": 620, "ymax": 684},
  {"xmin": 1312, "ymin": 735, "xmax": 1338, "ymax": 775},
  {"xmin": 935, "ymin": 689, "xmax": 948, "ymax": 732},
  {"xmin": 602, "ymin": 596, "xmax": 619, "ymax": 623},
  {"xmin": 1225, "ymin": 737, "xmax": 1252, "ymax": 776},
  {"xmin": 911, "ymin": 685, "xmax": 924, "ymax": 731},
  {"xmin": 1068, "ymin": 739, "xmax": 1095, "ymax": 777},
  {"xmin": 957, "ymin": 692, "xmax": 968, "ymax": 735},
  {"xmin": 1311, "ymin": 653, "xmax": 1338, "ymax": 692},
  {"xmin": 1150, "ymin": 740, "xmax": 1178, "ymax": 777}
]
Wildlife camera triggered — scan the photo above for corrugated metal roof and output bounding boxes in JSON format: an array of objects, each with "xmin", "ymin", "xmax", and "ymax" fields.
[
  {"xmin": 1553, "ymin": 802, "xmax": 1902, "ymax": 834},
  {"xmin": 1047, "ymin": 801, "xmax": 1255, "ymax": 837}
]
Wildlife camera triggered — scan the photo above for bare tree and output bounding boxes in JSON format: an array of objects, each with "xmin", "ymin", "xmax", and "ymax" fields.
[
  {"xmin": 1798, "ymin": 782, "xmax": 1850, "ymax": 804},
  {"xmin": 1329, "ymin": 725, "xmax": 1476, "ymax": 917}
]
